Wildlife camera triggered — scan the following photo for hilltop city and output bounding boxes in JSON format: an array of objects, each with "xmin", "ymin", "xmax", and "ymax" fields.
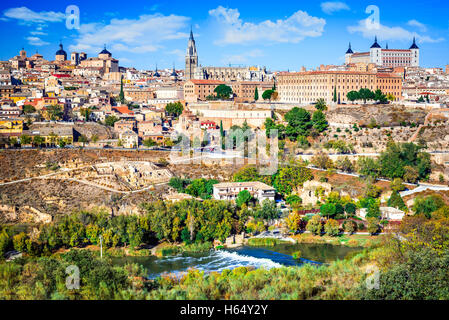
[{"xmin": 1, "ymin": 24, "xmax": 449, "ymax": 302}]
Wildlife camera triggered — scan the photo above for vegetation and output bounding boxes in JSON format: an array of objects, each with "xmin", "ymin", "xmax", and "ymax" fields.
[
  {"xmin": 165, "ymin": 102, "xmax": 183, "ymax": 118},
  {"xmin": 214, "ymin": 84, "xmax": 233, "ymax": 100},
  {"xmin": 104, "ymin": 115, "xmax": 120, "ymax": 127}
]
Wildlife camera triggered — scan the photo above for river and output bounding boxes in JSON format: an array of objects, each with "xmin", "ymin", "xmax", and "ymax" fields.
[{"xmin": 112, "ymin": 243, "xmax": 363, "ymax": 279}]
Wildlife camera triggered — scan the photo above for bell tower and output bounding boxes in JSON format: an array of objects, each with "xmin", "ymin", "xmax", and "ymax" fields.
[{"xmin": 185, "ymin": 27, "xmax": 198, "ymax": 80}]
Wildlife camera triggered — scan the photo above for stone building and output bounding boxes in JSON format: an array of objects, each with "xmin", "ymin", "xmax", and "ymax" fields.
[
  {"xmin": 213, "ymin": 182, "xmax": 276, "ymax": 203},
  {"xmin": 277, "ymin": 70, "xmax": 402, "ymax": 104},
  {"xmin": 345, "ymin": 36, "xmax": 419, "ymax": 67},
  {"xmin": 299, "ymin": 180, "xmax": 332, "ymax": 206},
  {"xmin": 185, "ymin": 29, "xmax": 269, "ymax": 82}
]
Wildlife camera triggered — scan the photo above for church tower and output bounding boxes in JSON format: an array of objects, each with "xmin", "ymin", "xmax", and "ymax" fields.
[{"xmin": 185, "ymin": 27, "xmax": 198, "ymax": 80}]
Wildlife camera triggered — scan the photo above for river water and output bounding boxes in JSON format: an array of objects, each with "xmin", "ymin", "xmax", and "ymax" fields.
[{"xmin": 113, "ymin": 243, "xmax": 363, "ymax": 279}]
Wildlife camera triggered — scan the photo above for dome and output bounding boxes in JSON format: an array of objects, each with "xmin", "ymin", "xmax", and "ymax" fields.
[
  {"xmin": 56, "ymin": 43, "xmax": 67, "ymax": 56},
  {"xmin": 99, "ymin": 45, "xmax": 111, "ymax": 56}
]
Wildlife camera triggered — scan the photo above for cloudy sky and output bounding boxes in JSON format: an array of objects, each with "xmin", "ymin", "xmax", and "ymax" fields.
[{"xmin": 0, "ymin": 0, "xmax": 448, "ymax": 70}]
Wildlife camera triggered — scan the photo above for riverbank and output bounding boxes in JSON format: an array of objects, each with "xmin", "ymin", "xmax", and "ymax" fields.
[{"xmin": 292, "ymin": 232, "xmax": 385, "ymax": 248}]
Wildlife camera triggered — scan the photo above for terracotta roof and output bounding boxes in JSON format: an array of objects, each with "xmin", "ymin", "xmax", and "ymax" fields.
[
  {"xmin": 188, "ymin": 80, "xmax": 225, "ymax": 85},
  {"xmin": 112, "ymin": 106, "xmax": 134, "ymax": 115}
]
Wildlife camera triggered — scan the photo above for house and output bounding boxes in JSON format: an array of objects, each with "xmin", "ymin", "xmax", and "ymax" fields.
[
  {"xmin": 358, "ymin": 207, "xmax": 405, "ymax": 221},
  {"xmin": 119, "ymin": 130, "xmax": 138, "ymax": 148},
  {"xmin": 380, "ymin": 207, "xmax": 406, "ymax": 221},
  {"xmin": 213, "ymin": 181, "xmax": 276, "ymax": 203}
]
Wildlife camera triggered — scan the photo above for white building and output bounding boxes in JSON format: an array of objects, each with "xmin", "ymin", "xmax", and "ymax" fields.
[
  {"xmin": 213, "ymin": 182, "xmax": 276, "ymax": 203},
  {"xmin": 345, "ymin": 36, "xmax": 419, "ymax": 67},
  {"xmin": 119, "ymin": 130, "xmax": 138, "ymax": 149}
]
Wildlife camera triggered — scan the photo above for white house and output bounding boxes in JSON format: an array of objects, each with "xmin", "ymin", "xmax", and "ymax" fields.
[
  {"xmin": 119, "ymin": 130, "xmax": 138, "ymax": 149},
  {"xmin": 213, "ymin": 181, "xmax": 276, "ymax": 203}
]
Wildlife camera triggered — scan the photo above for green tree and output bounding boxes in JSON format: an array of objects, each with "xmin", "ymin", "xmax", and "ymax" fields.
[
  {"xmin": 344, "ymin": 203, "xmax": 357, "ymax": 216},
  {"xmin": 324, "ymin": 219, "xmax": 340, "ymax": 236},
  {"xmin": 347, "ymin": 91, "xmax": 359, "ymax": 102},
  {"xmin": 344, "ymin": 220, "xmax": 357, "ymax": 234},
  {"xmin": 374, "ymin": 89, "xmax": 388, "ymax": 103},
  {"xmin": 46, "ymin": 105, "xmax": 63, "ymax": 120},
  {"xmin": 333, "ymin": 87, "xmax": 337, "ymax": 103},
  {"xmin": 262, "ymin": 89, "xmax": 275, "ymax": 101},
  {"xmin": 105, "ymin": 115, "xmax": 120, "ymax": 127},
  {"xmin": 366, "ymin": 217, "xmax": 380, "ymax": 235},
  {"xmin": 20, "ymin": 134, "xmax": 32, "ymax": 145},
  {"xmin": 388, "ymin": 192, "xmax": 407, "ymax": 211},
  {"xmin": 0, "ymin": 229, "xmax": 11, "ymax": 258},
  {"xmin": 412, "ymin": 195, "xmax": 445, "ymax": 218},
  {"xmin": 33, "ymin": 135, "xmax": 45, "ymax": 147},
  {"xmin": 236, "ymin": 190, "xmax": 253, "ymax": 207},
  {"xmin": 214, "ymin": 84, "xmax": 233, "ymax": 100},
  {"xmin": 306, "ymin": 215, "xmax": 322, "ymax": 235},
  {"xmin": 13, "ymin": 232, "xmax": 28, "ymax": 252},
  {"xmin": 119, "ymin": 76, "xmax": 125, "ymax": 104},
  {"xmin": 357, "ymin": 157, "xmax": 380, "ymax": 178},
  {"xmin": 254, "ymin": 87, "xmax": 259, "ymax": 101},
  {"xmin": 284, "ymin": 107, "xmax": 312, "ymax": 140},
  {"xmin": 165, "ymin": 102, "xmax": 184, "ymax": 118},
  {"xmin": 78, "ymin": 135, "xmax": 88, "ymax": 146},
  {"xmin": 143, "ymin": 139, "xmax": 157, "ymax": 148},
  {"xmin": 320, "ymin": 203, "xmax": 337, "ymax": 219},
  {"xmin": 358, "ymin": 88, "xmax": 375, "ymax": 104},
  {"xmin": 255, "ymin": 200, "xmax": 280, "ymax": 220},
  {"xmin": 312, "ymin": 110, "xmax": 328, "ymax": 132},
  {"xmin": 274, "ymin": 165, "xmax": 313, "ymax": 196},
  {"xmin": 315, "ymin": 98, "xmax": 327, "ymax": 111},
  {"xmin": 23, "ymin": 104, "xmax": 36, "ymax": 114}
]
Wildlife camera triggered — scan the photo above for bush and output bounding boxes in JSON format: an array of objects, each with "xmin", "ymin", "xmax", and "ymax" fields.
[
  {"xmin": 306, "ymin": 215, "xmax": 323, "ymax": 235},
  {"xmin": 324, "ymin": 219, "xmax": 340, "ymax": 237}
]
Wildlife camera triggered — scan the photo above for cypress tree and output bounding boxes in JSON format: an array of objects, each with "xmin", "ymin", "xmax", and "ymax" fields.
[
  {"xmin": 119, "ymin": 76, "xmax": 125, "ymax": 104},
  {"xmin": 333, "ymin": 87, "xmax": 337, "ymax": 103},
  {"xmin": 254, "ymin": 87, "xmax": 259, "ymax": 101},
  {"xmin": 387, "ymin": 191, "xmax": 406, "ymax": 211}
]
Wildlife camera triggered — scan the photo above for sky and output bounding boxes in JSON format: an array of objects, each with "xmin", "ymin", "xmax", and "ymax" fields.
[{"xmin": 0, "ymin": 0, "xmax": 448, "ymax": 71}]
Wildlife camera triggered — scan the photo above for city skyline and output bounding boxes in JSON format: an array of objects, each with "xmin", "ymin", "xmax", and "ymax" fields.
[{"xmin": 0, "ymin": 0, "xmax": 448, "ymax": 70}]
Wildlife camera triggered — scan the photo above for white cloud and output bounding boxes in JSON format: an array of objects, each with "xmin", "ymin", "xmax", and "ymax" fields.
[
  {"xmin": 168, "ymin": 49, "xmax": 185, "ymax": 59},
  {"xmin": 221, "ymin": 49, "xmax": 264, "ymax": 64},
  {"xmin": 30, "ymin": 31, "xmax": 47, "ymax": 36},
  {"xmin": 70, "ymin": 13, "xmax": 190, "ymax": 54},
  {"xmin": 26, "ymin": 36, "xmax": 50, "ymax": 46},
  {"xmin": 4, "ymin": 7, "xmax": 65, "ymax": 23},
  {"xmin": 407, "ymin": 20, "xmax": 427, "ymax": 32},
  {"xmin": 321, "ymin": 2, "xmax": 350, "ymax": 15},
  {"xmin": 348, "ymin": 19, "xmax": 444, "ymax": 43},
  {"xmin": 209, "ymin": 6, "xmax": 326, "ymax": 45}
]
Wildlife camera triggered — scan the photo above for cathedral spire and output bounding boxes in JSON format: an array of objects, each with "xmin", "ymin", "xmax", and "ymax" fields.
[{"xmin": 189, "ymin": 26, "xmax": 194, "ymax": 41}]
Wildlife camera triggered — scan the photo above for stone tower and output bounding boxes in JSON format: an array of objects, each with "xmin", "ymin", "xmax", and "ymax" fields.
[
  {"xmin": 369, "ymin": 36, "xmax": 382, "ymax": 65},
  {"xmin": 185, "ymin": 27, "xmax": 198, "ymax": 80},
  {"xmin": 409, "ymin": 37, "xmax": 420, "ymax": 67}
]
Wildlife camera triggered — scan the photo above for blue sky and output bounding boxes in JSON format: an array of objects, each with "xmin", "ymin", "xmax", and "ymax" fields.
[{"xmin": 0, "ymin": 0, "xmax": 448, "ymax": 71}]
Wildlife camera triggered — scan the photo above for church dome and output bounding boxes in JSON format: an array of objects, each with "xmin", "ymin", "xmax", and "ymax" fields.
[
  {"xmin": 99, "ymin": 45, "xmax": 112, "ymax": 56},
  {"xmin": 56, "ymin": 43, "xmax": 67, "ymax": 56}
]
